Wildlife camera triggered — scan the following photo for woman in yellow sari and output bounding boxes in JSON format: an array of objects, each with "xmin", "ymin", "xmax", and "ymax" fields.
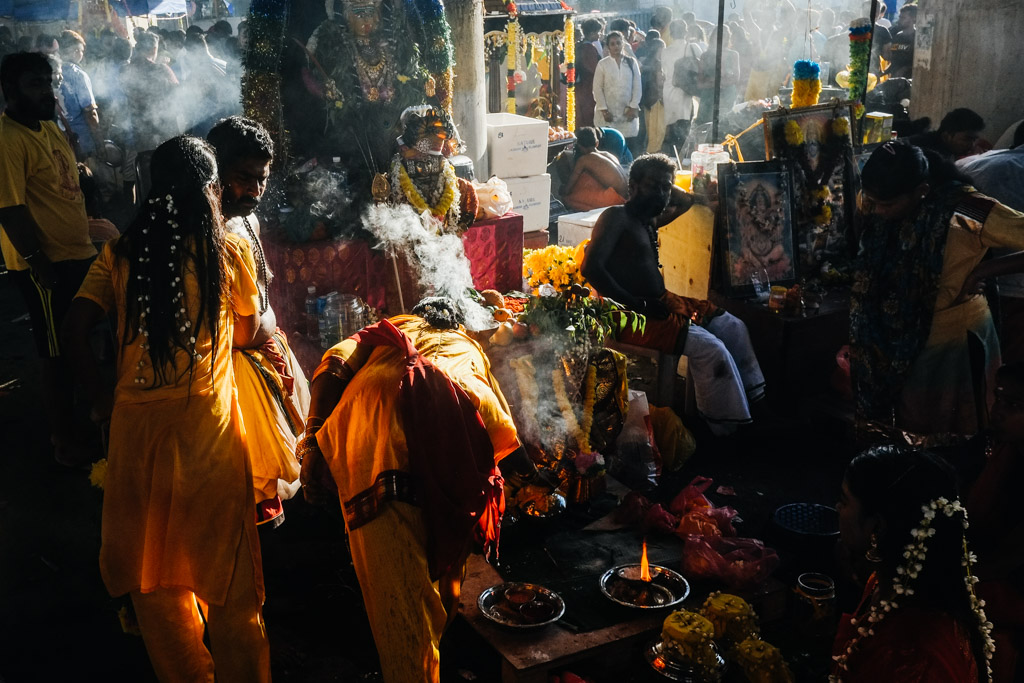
[{"xmin": 63, "ymin": 136, "xmax": 271, "ymax": 682}]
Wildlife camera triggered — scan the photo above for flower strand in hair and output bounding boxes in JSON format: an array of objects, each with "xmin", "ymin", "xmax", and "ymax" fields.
[{"xmin": 829, "ymin": 497, "xmax": 994, "ymax": 682}]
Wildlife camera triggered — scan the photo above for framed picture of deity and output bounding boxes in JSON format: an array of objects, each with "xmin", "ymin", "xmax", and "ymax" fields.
[
  {"xmin": 762, "ymin": 102, "xmax": 858, "ymax": 275},
  {"xmin": 717, "ymin": 160, "xmax": 797, "ymax": 298}
]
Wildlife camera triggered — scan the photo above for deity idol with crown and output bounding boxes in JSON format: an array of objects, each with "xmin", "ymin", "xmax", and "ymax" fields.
[
  {"xmin": 390, "ymin": 105, "xmax": 477, "ymax": 233},
  {"xmin": 304, "ymin": 0, "xmax": 449, "ymax": 208}
]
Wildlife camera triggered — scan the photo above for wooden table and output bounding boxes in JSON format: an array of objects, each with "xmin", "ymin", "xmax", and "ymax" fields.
[{"xmin": 458, "ymin": 554, "xmax": 664, "ymax": 683}]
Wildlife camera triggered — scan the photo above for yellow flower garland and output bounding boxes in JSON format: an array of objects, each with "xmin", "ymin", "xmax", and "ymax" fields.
[
  {"xmin": 506, "ymin": 20, "xmax": 519, "ymax": 113},
  {"xmin": 511, "ymin": 356, "xmax": 540, "ymax": 439},
  {"xmin": 578, "ymin": 364, "xmax": 597, "ymax": 453},
  {"xmin": 832, "ymin": 116, "xmax": 851, "ymax": 138},
  {"xmin": 784, "ymin": 120, "xmax": 804, "ymax": 146},
  {"xmin": 791, "ymin": 78, "xmax": 821, "ymax": 108},
  {"xmin": 551, "ymin": 368, "xmax": 583, "ymax": 449},
  {"xmin": 398, "ymin": 161, "xmax": 457, "ymax": 218},
  {"xmin": 564, "ymin": 17, "xmax": 576, "ymax": 132}
]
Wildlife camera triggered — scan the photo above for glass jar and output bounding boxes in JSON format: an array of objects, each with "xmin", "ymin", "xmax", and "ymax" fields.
[
  {"xmin": 794, "ymin": 572, "xmax": 836, "ymax": 640},
  {"xmin": 768, "ymin": 286, "xmax": 788, "ymax": 313}
]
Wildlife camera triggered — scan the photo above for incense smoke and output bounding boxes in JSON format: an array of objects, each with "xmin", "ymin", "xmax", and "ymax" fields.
[{"xmin": 361, "ymin": 203, "xmax": 492, "ymax": 331}]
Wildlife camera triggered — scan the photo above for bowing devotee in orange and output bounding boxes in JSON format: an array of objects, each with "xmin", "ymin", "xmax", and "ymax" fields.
[
  {"xmin": 62, "ymin": 136, "xmax": 271, "ymax": 682},
  {"xmin": 298, "ymin": 297, "xmax": 534, "ymax": 683}
]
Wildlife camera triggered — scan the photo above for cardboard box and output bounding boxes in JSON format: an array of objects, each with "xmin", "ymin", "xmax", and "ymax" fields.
[
  {"xmin": 487, "ymin": 113, "xmax": 548, "ymax": 179},
  {"xmin": 502, "ymin": 173, "xmax": 551, "ymax": 233},
  {"xmin": 557, "ymin": 207, "xmax": 607, "ymax": 247}
]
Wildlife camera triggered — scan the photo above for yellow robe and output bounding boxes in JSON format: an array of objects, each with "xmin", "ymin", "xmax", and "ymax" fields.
[
  {"xmin": 76, "ymin": 233, "xmax": 262, "ymax": 606},
  {"xmin": 316, "ymin": 316, "xmax": 519, "ymax": 683}
]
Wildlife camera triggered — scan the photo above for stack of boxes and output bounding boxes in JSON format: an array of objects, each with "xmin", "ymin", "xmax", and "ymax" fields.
[{"xmin": 486, "ymin": 113, "xmax": 551, "ymax": 240}]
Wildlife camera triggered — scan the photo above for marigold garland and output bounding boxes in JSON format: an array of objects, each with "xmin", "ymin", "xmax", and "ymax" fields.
[
  {"xmin": 784, "ymin": 120, "xmax": 804, "ymax": 146},
  {"xmin": 551, "ymin": 367, "xmax": 583, "ymax": 449},
  {"xmin": 578, "ymin": 364, "xmax": 597, "ymax": 453},
  {"xmin": 791, "ymin": 60, "xmax": 821, "ymax": 108},
  {"xmin": 832, "ymin": 116, "xmax": 851, "ymax": 138},
  {"xmin": 506, "ymin": 19, "xmax": 519, "ymax": 113},
  {"xmin": 848, "ymin": 20, "xmax": 873, "ymax": 103},
  {"xmin": 397, "ymin": 161, "xmax": 458, "ymax": 219},
  {"xmin": 564, "ymin": 16, "xmax": 576, "ymax": 131}
]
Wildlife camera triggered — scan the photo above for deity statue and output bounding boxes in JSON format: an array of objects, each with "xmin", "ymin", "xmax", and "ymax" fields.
[
  {"xmin": 301, "ymin": 0, "xmax": 449, "ymax": 211},
  {"xmin": 390, "ymin": 105, "xmax": 476, "ymax": 233}
]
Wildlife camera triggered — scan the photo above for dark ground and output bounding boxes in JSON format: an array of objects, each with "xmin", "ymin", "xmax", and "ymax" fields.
[{"xmin": 0, "ymin": 268, "xmax": 858, "ymax": 683}]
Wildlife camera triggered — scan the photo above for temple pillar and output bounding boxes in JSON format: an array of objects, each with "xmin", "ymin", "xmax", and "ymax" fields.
[{"xmin": 448, "ymin": 0, "xmax": 489, "ymax": 178}]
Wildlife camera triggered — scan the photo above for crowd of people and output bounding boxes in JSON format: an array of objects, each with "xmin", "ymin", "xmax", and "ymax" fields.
[
  {"xmin": 574, "ymin": 0, "xmax": 919, "ymax": 158},
  {"xmin": 2, "ymin": 7, "xmax": 1024, "ymax": 683},
  {"xmin": 0, "ymin": 20, "xmax": 244, "ymax": 226}
]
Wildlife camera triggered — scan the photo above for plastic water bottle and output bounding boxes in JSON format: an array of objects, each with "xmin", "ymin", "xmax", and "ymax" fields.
[
  {"xmin": 750, "ymin": 272, "xmax": 769, "ymax": 303},
  {"xmin": 305, "ymin": 286, "xmax": 319, "ymax": 341},
  {"xmin": 319, "ymin": 291, "xmax": 340, "ymax": 349}
]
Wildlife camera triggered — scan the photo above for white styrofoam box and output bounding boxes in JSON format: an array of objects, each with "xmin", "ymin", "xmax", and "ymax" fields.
[
  {"xmin": 557, "ymin": 207, "xmax": 607, "ymax": 247},
  {"xmin": 486, "ymin": 113, "xmax": 548, "ymax": 179},
  {"xmin": 502, "ymin": 173, "xmax": 551, "ymax": 233}
]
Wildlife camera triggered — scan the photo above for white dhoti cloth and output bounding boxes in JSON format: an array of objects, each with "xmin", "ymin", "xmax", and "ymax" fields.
[{"xmin": 680, "ymin": 312, "xmax": 765, "ymax": 435}]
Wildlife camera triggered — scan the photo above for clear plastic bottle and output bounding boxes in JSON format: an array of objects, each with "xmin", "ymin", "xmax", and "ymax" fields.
[
  {"xmin": 749, "ymin": 272, "xmax": 768, "ymax": 303},
  {"xmin": 305, "ymin": 286, "xmax": 319, "ymax": 341},
  {"xmin": 319, "ymin": 292, "xmax": 340, "ymax": 349}
]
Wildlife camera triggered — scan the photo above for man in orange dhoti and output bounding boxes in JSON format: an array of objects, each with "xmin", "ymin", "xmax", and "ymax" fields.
[
  {"xmin": 208, "ymin": 116, "xmax": 309, "ymax": 527},
  {"xmin": 63, "ymin": 137, "xmax": 271, "ymax": 681},
  {"xmin": 298, "ymin": 297, "xmax": 531, "ymax": 682}
]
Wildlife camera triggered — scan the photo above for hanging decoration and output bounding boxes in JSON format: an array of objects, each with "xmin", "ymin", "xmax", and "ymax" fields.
[
  {"xmin": 847, "ymin": 19, "xmax": 872, "ymax": 104},
  {"xmin": 242, "ymin": 0, "xmax": 290, "ymax": 158},
  {"xmin": 791, "ymin": 60, "xmax": 821, "ymax": 108},
  {"xmin": 506, "ymin": 19, "xmax": 520, "ymax": 113},
  {"xmin": 564, "ymin": 15, "xmax": 576, "ymax": 131}
]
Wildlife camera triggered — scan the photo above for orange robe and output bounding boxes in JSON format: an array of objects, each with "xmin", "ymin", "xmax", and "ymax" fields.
[
  {"xmin": 316, "ymin": 316, "xmax": 519, "ymax": 683},
  {"xmin": 75, "ymin": 233, "xmax": 262, "ymax": 606}
]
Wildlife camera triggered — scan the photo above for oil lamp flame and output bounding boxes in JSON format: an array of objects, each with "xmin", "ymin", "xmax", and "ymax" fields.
[{"xmin": 640, "ymin": 540, "xmax": 652, "ymax": 582}]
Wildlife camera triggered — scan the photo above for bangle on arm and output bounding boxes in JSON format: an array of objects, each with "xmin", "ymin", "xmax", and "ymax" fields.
[
  {"xmin": 296, "ymin": 432, "xmax": 322, "ymax": 465},
  {"xmin": 22, "ymin": 249, "xmax": 41, "ymax": 262}
]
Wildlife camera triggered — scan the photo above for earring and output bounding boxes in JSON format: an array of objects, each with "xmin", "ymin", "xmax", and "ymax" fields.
[{"xmin": 865, "ymin": 533, "xmax": 882, "ymax": 563}]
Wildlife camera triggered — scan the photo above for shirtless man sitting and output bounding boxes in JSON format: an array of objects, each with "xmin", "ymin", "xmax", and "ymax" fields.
[
  {"xmin": 581, "ymin": 153, "xmax": 766, "ymax": 435},
  {"xmin": 562, "ymin": 127, "xmax": 630, "ymax": 211}
]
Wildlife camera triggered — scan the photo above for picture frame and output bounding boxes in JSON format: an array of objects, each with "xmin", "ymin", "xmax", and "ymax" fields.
[
  {"xmin": 716, "ymin": 160, "xmax": 797, "ymax": 298},
  {"xmin": 760, "ymin": 101, "xmax": 857, "ymax": 275}
]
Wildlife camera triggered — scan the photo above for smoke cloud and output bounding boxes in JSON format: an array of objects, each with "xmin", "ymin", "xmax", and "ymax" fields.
[{"xmin": 360, "ymin": 203, "xmax": 492, "ymax": 331}]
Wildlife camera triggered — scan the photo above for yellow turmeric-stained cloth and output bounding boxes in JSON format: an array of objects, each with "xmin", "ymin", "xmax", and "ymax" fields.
[
  {"xmin": 233, "ymin": 331, "xmax": 309, "ymax": 504},
  {"xmin": 75, "ymin": 233, "xmax": 263, "ymax": 606},
  {"xmin": 315, "ymin": 315, "xmax": 519, "ymax": 683}
]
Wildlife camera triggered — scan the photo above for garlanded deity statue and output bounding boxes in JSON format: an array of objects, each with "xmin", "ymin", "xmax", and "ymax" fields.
[
  {"xmin": 302, "ymin": 0, "xmax": 451, "ymax": 209},
  {"xmin": 390, "ymin": 105, "xmax": 477, "ymax": 233}
]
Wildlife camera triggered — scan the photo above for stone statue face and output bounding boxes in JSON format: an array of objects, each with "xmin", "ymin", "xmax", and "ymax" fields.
[{"xmin": 344, "ymin": 1, "xmax": 381, "ymax": 38}]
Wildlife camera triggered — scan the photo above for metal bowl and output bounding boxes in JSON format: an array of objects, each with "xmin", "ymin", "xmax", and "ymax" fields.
[
  {"xmin": 520, "ymin": 491, "xmax": 566, "ymax": 520},
  {"xmin": 645, "ymin": 639, "xmax": 727, "ymax": 681},
  {"xmin": 478, "ymin": 582, "xmax": 566, "ymax": 629},
  {"xmin": 599, "ymin": 563, "xmax": 690, "ymax": 609}
]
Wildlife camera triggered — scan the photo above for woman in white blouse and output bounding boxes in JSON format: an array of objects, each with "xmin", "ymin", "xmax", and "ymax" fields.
[{"xmin": 593, "ymin": 31, "xmax": 642, "ymax": 140}]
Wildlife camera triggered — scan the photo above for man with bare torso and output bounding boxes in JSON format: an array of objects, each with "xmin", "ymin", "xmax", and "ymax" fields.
[
  {"xmin": 562, "ymin": 126, "xmax": 629, "ymax": 211},
  {"xmin": 582, "ymin": 154, "xmax": 765, "ymax": 435}
]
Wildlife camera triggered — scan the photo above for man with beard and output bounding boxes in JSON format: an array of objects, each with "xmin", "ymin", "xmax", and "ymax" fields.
[
  {"xmin": 582, "ymin": 154, "xmax": 766, "ymax": 435},
  {"xmin": 0, "ymin": 51, "xmax": 97, "ymax": 465},
  {"xmin": 208, "ymin": 116, "xmax": 309, "ymax": 528}
]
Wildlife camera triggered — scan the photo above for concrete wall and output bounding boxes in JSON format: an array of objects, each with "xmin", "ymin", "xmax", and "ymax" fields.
[{"xmin": 912, "ymin": 0, "xmax": 1024, "ymax": 144}]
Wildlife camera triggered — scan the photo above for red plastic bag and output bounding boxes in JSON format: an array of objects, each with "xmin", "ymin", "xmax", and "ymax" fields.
[
  {"xmin": 643, "ymin": 503, "xmax": 679, "ymax": 535},
  {"xmin": 669, "ymin": 475, "xmax": 715, "ymax": 515},
  {"xmin": 681, "ymin": 535, "xmax": 780, "ymax": 589}
]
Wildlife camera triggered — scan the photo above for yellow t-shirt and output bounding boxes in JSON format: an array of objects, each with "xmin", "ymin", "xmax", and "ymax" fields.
[{"xmin": 0, "ymin": 114, "xmax": 95, "ymax": 270}]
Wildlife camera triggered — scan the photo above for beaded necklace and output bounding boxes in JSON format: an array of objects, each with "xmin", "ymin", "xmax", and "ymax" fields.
[{"xmin": 242, "ymin": 217, "xmax": 269, "ymax": 315}]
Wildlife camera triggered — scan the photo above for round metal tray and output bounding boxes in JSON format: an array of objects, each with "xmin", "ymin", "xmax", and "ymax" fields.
[
  {"xmin": 599, "ymin": 564, "xmax": 690, "ymax": 609},
  {"xmin": 645, "ymin": 639, "xmax": 727, "ymax": 681},
  {"xmin": 478, "ymin": 582, "xmax": 565, "ymax": 629}
]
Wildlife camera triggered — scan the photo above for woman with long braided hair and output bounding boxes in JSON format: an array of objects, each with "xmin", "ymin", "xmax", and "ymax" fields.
[{"xmin": 63, "ymin": 135, "xmax": 271, "ymax": 682}]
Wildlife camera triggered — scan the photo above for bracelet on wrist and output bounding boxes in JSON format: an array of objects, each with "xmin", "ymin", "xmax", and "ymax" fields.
[{"xmin": 22, "ymin": 250, "xmax": 41, "ymax": 262}]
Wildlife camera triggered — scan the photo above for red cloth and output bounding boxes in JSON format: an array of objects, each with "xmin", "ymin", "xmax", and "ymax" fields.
[
  {"xmin": 832, "ymin": 580, "xmax": 980, "ymax": 682},
  {"xmin": 350, "ymin": 319, "xmax": 505, "ymax": 580}
]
